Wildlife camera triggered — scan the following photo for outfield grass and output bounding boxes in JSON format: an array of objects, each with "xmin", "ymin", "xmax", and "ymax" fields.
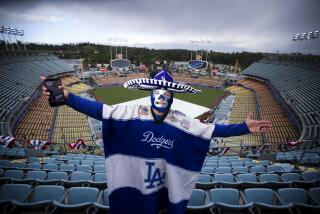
[{"xmin": 91, "ymin": 86, "xmax": 224, "ymax": 108}]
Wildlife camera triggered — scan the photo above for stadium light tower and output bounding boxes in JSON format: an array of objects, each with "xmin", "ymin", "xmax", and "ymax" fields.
[
  {"xmin": 292, "ymin": 30, "xmax": 320, "ymax": 55},
  {"xmin": 0, "ymin": 26, "xmax": 26, "ymax": 52},
  {"xmin": 0, "ymin": 26, "xmax": 8, "ymax": 50}
]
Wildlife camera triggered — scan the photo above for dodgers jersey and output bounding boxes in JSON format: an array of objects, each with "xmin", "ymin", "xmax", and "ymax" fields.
[{"xmin": 65, "ymin": 93, "xmax": 250, "ymax": 214}]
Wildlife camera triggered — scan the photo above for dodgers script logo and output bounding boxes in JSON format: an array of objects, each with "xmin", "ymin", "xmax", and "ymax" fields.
[{"xmin": 141, "ymin": 131, "xmax": 174, "ymax": 149}]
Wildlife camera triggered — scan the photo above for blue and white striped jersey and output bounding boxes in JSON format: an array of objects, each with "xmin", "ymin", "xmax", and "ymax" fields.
[{"xmin": 65, "ymin": 93, "xmax": 250, "ymax": 214}]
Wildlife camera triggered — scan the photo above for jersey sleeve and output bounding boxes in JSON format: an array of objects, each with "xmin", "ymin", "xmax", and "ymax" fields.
[
  {"xmin": 65, "ymin": 93, "xmax": 104, "ymax": 121},
  {"xmin": 212, "ymin": 122, "xmax": 251, "ymax": 137}
]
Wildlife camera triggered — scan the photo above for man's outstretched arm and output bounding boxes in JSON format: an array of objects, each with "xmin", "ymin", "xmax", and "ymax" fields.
[
  {"xmin": 65, "ymin": 93, "xmax": 103, "ymax": 121},
  {"xmin": 212, "ymin": 112, "xmax": 271, "ymax": 138},
  {"xmin": 41, "ymin": 77, "xmax": 103, "ymax": 121}
]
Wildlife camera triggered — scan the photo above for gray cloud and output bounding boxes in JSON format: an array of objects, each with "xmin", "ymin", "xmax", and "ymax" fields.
[{"xmin": 0, "ymin": 0, "xmax": 319, "ymax": 53}]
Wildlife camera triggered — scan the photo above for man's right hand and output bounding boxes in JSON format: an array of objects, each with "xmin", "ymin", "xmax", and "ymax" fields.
[{"xmin": 41, "ymin": 76, "xmax": 70, "ymax": 100}]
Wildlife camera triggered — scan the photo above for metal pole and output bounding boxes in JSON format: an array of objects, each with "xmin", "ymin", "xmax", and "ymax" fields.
[{"xmin": 1, "ymin": 32, "xmax": 8, "ymax": 50}]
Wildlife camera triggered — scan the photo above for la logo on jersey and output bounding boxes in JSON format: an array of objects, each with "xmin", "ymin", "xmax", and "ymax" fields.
[{"xmin": 144, "ymin": 161, "xmax": 166, "ymax": 189}]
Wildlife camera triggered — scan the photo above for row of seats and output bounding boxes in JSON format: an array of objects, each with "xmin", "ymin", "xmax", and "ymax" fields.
[
  {"xmin": 224, "ymin": 85, "xmax": 263, "ymax": 148},
  {"xmin": 0, "ymin": 146, "xmax": 26, "ymax": 158},
  {"xmin": 241, "ymin": 60, "xmax": 320, "ymax": 140},
  {"xmin": 187, "ymin": 187, "xmax": 320, "ymax": 213},
  {"xmin": 1, "ymin": 162, "xmax": 106, "ymax": 173},
  {"xmin": 238, "ymin": 79, "xmax": 299, "ymax": 144},
  {"xmin": 0, "ymin": 184, "xmax": 109, "ymax": 214},
  {"xmin": 201, "ymin": 165, "xmax": 292, "ymax": 174},
  {"xmin": 0, "ymin": 170, "xmax": 107, "ymax": 188},
  {"xmin": 196, "ymin": 172, "xmax": 320, "ymax": 189}
]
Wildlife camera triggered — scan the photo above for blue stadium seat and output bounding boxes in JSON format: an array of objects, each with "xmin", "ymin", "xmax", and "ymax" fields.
[
  {"xmin": 81, "ymin": 160, "xmax": 94, "ymax": 166},
  {"xmin": 266, "ymin": 165, "xmax": 284, "ymax": 173},
  {"xmin": 201, "ymin": 167, "xmax": 215, "ymax": 175},
  {"xmin": 88, "ymin": 173, "xmax": 107, "ymax": 188},
  {"xmin": 278, "ymin": 188, "xmax": 320, "ymax": 212},
  {"xmin": 213, "ymin": 173, "xmax": 239, "ymax": 188},
  {"xmin": 243, "ymin": 188, "xmax": 292, "ymax": 214},
  {"xmin": 11, "ymin": 185, "xmax": 65, "ymax": 212},
  {"xmin": 76, "ymin": 165, "xmax": 92, "ymax": 172},
  {"xmin": 94, "ymin": 161, "xmax": 105, "ymax": 166},
  {"xmin": 186, "ymin": 189, "xmax": 212, "ymax": 213},
  {"xmin": 42, "ymin": 163, "xmax": 59, "ymax": 172},
  {"xmin": 309, "ymin": 188, "xmax": 320, "ymax": 204},
  {"xmin": 93, "ymin": 189, "xmax": 110, "ymax": 213},
  {"xmin": 59, "ymin": 164, "xmax": 75, "ymax": 172},
  {"xmin": 259, "ymin": 173, "xmax": 290, "ymax": 188},
  {"xmin": 209, "ymin": 188, "xmax": 253, "ymax": 213},
  {"xmin": 10, "ymin": 161, "xmax": 26, "ymax": 170},
  {"xmin": 25, "ymin": 162, "xmax": 42, "ymax": 170},
  {"xmin": 236, "ymin": 173, "xmax": 264, "ymax": 188},
  {"xmin": 93, "ymin": 165, "xmax": 106, "ymax": 173},
  {"xmin": 0, "ymin": 160, "xmax": 11, "ymax": 167},
  {"xmin": 232, "ymin": 166, "xmax": 249, "ymax": 174},
  {"xmin": 0, "ymin": 169, "xmax": 24, "ymax": 183},
  {"xmin": 51, "ymin": 187, "xmax": 99, "ymax": 213},
  {"xmin": 215, "ymin": 167, "xmax": 232, "ymax": 174},
  {"xmin": 250, "ymin": 166, "xmax": 266, "ymax": 174},
  {"xmin": 0, "ymin": 184, "xmax": 32, "ymax": 213},
  {"xmin": 195, "ymin": 174, "xmax": 214, "ymax": 189},
  {"xmin": 65, "ymin": 171, "xmax": 92, "ymax": 187},
  {"xmin": 39, "ymin": 171, "xmax": 68, "ymax": 185}
]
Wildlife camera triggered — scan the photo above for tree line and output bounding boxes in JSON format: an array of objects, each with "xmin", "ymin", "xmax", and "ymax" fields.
[{"xmin": 0, "ymin": 42, "xmax": 264, "ymax": 70}]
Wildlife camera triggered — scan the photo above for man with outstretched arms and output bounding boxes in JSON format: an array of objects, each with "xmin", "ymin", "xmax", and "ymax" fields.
[{"xmin": 42, "ymin": 70, "xmax": 271, "ymax": 214}]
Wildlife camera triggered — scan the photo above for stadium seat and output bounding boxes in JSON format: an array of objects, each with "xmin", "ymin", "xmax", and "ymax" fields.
[
  {"xmin": 215, "ymin": 167, "xmax": 232, "ymax": 174},
  {"xmin": 201, "ymin": 167, "xmax": 214, "ymax": 175},
  {"xmin": 10, "ymin": 162, "xmax": 26, "ymax": 169},
  {"xmin": 236, "ymin": 173, "xmax": 264, "ymax": 188},
  {"xmin": 259, "ymin": 173, "xmax": 290, "ymax": 188},
  {"xmin": 14, "ymin": 170, "xmax": 47, "ymax": 184},
  {"xmin": 243, "ymin": 188, "xmax": 292, "ymax": 214},
  {"xmin": 250, "ymin": 166, "xmax": 266, "ymax": 174},
  {"xmin": 232, "ymin": 166, "xmax": 249, "ymax": 174},
  {"xmin": 309, "ymin": 188, "xmax": 320, "ymax": 204},
  {"xmin": 39, "ymin": 171, "xmax": 68, "ymax": 185},
  {"xmin": 42, "ymin": 163, "xmax": 59, "ymax": 172},
  {"xmin": 59, "ymin": 164, "xmax": 75, "ymax": 172},
  {"xmin": 0, "ymin": 160, "xmax": 11, "ymax": 167},
  {"xmin": 76, "ymin": 165, "xmax": 92, "ymax": 172},
  {"xmin": 213, "ymin": 173, "xmax": 239, "ymax": 188},
  {"xmin": 94, "ymin": 161, "xmax": 105, "ymax": 166},
  {"xmin": 65, "ymin": 171, "xmax": 92, "ymax": 187},
  {"xmin": 88, "ymin": 173, "xmax": 107, "ymax": 188},
  {"xmin": 0, "ymin": 184, "xmax": 32, "ymax": 213},
  {"xmin": 81, "ymin": 160, "xmax": 94, "ymax": 166},
  {"xmin": 51, "ymin": 187, "xmax": 99, "ymax": 213},
  {"xmin": 186, "ymin": 189, "xmax": 212, "ymax": 213},
  {"xmin": 93, "ymin": 165, "xmax": 106, "ymax": 173},
  {"xmin": 93, "ymin": 189, "xmax": 110, "ymax": 213},
  {"xmin": 195, "ymin": 174, "xmax": 214, "ymax": 189},
  {"xmin": 300, "ymin": 171, "xmax": 320, "ymax": 182},
  {"xmin": 11, "ymin": 185, "xmax": 65, "ymax": 213},
  {"xmin": 209, "ymin": 188, "xmax": 253, "ymax": 214},
  {"xmin": 0, "ymin": 169, "xmax": 24, "ymax": 183},
  {"xmin": 278, "ymin": 188, "xmax": 320, "ymax": 212},
  {"xmin": 266, "ymin": 165, "xmax": 284, "ymax": 173},
  {"xmin": 25, "ymin": 162, "xmax": 42, "ymax": 170}
]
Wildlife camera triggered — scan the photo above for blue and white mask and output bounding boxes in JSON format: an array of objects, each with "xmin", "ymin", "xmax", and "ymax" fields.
[{"xmin": 150, "ymin": 89, "xmax": 173, "ymax": 113}]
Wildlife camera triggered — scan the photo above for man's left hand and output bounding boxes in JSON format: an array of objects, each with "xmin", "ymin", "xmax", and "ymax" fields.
[{"xmin": 245, "ymin": 112, "xmax": 272, "ymax": 133}]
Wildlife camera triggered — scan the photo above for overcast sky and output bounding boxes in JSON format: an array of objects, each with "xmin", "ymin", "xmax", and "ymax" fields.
[{"xmin": 0, "ymin": 0, "xmax": 319, "ymax": 53}]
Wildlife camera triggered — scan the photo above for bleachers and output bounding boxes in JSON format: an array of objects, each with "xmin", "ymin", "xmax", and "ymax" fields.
[
  {"xmin": 238, "ymin": 79, "xmax": 299, "ymax": 144},
  {"xmin": 223, "ymin": 85, "xmax": 263, "ymax": 148},
  {"xmin": 1, "ymin": 154, "xmax": 319, "ymax": 213},
  {"xmin": 241, "ymin": 59, "xmax": 320, "ymax": 140}
]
